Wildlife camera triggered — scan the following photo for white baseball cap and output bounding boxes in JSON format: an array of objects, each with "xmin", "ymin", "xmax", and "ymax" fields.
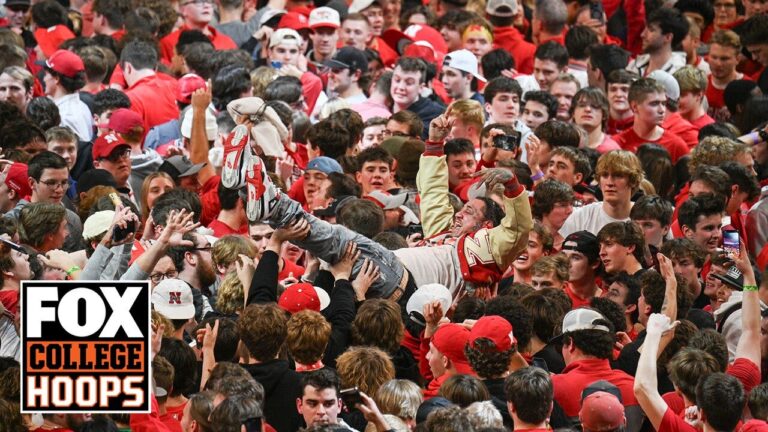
[
  {"xmin": 152, "ymin": 278, "xmax": 195, "ymax": 320},
  {"xmin": 406, "ymin": 284, "xmax": 452, "ymax": 326},
  {"xmin": 269, "ymin": 28, "xmax": 303, "ymax": 48},
  {"xmin": 444, "ymin": 49, "xmax": 486, "ymax": 82},
  {"xmin": 486, "ymin": 0, "xmax": 518, "ymax": 17},
  {"xmin": 309, "ymin": 6, "xmax": 340, "ymax": 29},
  {"xmin": 83, "ymin": 210, "xmax": 114, "ymax": 240},
  {"xmin": 181, "ymin": 107, "xmax": 218, "ymax": 141},
  {"xmin": 348, "ymin": 0, "xmax": 381, "ymax": 13}
]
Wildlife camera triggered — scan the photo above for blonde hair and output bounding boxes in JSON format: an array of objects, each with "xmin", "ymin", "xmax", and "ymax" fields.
[
  {"xmin": 709, "ymin": 30, "xmax": 741, "ymax": 51},
  {"xmin": 212, "ymin": 235, "xmax": 256, "ymax": 271},
  {"xmin": 251, "ymin": 66, "xmax": 279, "ymax": 98},
  {"xmin": 689, "ymin": 136, "xmax": 750, "ymax": 174},
  {"xmin": 447, "ymin": 99, "xmax": 485, "ymax": 131},
  {"xmin": 595, "ymin": 150, "xmax": 644, "ymax": 190},
  {"xmin": 532, "ymin": 253, "xmax": 569, "ymax": 283},
  {"xmin": 375, "ymin": 379, "xmax": 423, "ymax": 420},
  {"xmin": 140, "ymin": 172, "xmax": 174, "ymax": 222},
  {"xmin": 318, "ymin": 97, "xmax": 352, "ymax": 121},
  {"xmin": 673, "ymin": 66, "xmax": 707, "ymax": 93},
  {"xmin": 364, "ymin": 414, "xmax": 409, "ymax": 432},
  {"xmin": 1, "ymin": 66, "xmax": 33, "ymax": 92},
  {"xmin": 215, "ymin": 272, "xmax": 244, "ymax": 315}
]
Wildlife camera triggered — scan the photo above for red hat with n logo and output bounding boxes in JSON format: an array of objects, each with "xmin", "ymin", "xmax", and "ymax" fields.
[{"xmin": 151, "ymin": 278, "xmax": 195, "ymax": 320}]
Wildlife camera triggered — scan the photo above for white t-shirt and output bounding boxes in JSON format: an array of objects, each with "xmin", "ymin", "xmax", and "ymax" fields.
[{"xmin": 559, "ymin": 201, "xmax": 631, "ymax": 238}]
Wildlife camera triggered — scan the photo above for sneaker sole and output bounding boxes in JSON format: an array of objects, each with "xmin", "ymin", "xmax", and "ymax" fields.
[{"xmin": 221, "ymin": 124, "xmax": 249, "ymax": 189}]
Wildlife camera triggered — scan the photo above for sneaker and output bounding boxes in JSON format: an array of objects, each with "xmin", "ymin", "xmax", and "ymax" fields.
[
  {"xmin": 244, "ymin": 154, "xmax": 279, "ymax": 222},
  {"xmin": 221, "ymin": 124, "xmax": 250, "ymax": 189}
]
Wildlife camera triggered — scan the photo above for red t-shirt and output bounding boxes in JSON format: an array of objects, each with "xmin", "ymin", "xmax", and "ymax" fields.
[
  {"xmin": 607, "ymin": 115, "xmax": 634, "ymax": 135},
  {"xmin": 552, "ymin": 358, "xmax": 638, "ymax": 417},
  {"xmin": 658, "ymin": 406, "xmax": 696, "ymax": 432},
  {"xmin": 689, "ymin": 113, "xmax": 715, "ymax": 130},
  {"xmin": 124, "ymin": 74, "xmax": 180, "ymax": 133},
  {"xmin": 159, "ymin": 413, "xmax": 183, "ymax": 432},
  {"xmin": 208, "ymin": 219, "xmax": 248, "ymax": 238},
  {"xmin": 613, "ymin": 127, "xmax": 689, "ymax": 163},
  {"xmin": 0, "ymin": 289, "xmax": 19, "ymax": 317},
  {"xmin": 200, "ymin": 175, "xmax": 222, "ymax": 228},
  {"xmin": 662, "ymin": 112, "xmax": 699, "ymax": 149},
  {"xmin": 159, "ymin": 25, "xmax": 237, "ymax": 65},
  {"xmin": 164, "ymin": 400, "xmax": 186, "ymax": 423},
  {"xmin": 564, "ymin": 283, "xmax": 594, "ymax": 310}
]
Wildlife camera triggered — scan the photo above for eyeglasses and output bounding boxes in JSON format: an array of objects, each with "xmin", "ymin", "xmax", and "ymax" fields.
[
  {"xmin": 149, "ymin": 270, "xmax": 178, "ymax": 284},
  {"xmin": 181, "ymin": 0, "xmax": 213, "ymax": 5},
  {"xmin": 39, "ymin": 179, "xmax": 70, "ymax": 191},
  {"xmin": 714, "ymin": 2, "xmax": 736, "ymax": 8},
  {"xmin": 106, "ymin": 149, "xmax": 131, "ymax": 162},
  {"xmin": 382, "ymin": 129, "xmax": 410, "ymax": 138}
]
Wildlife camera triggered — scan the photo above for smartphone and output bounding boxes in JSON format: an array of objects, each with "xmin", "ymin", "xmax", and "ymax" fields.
[
  {"xmin": 340, "ymin": 387, "xmax": 362, "ymax": 409},
  {"xmin": 243, "ymin": 417, "xmax": 262, "ymax": 432},
  {"xmin": 408, "ymin": 224, "xmax": 424, "ymax": 237},
  {"xmin": 723, "ymin": 229, "xmax": 740, "ymax": 259},
  {"xmin": 493, "ymin": 131, "xmax": 522, "ymax": 152},
  {"xmin": 590, "ymin": 0, "xmax": 604, "ymax": 21},
  {"xmin": 108, "ymin": 193, "xmax": 136, "ymax": 242},
  {"xmin": 271, "ymin": 60, "xmax": 283, "ymax": 69}
]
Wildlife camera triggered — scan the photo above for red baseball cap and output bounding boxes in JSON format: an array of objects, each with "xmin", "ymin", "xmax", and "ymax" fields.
[
  {"xmin": 92, "ymin": 131, "xmax": 130, "ymax": 161},
  {"xmin": 177, "ymin": 74, "xmax": 207, "ymax": 105},
  {"xmin": 5, "ymin": 162, "xmax": 32, "ymax": 199},
  {"xmin": 383, "ymin": 24, "xmax": 447, "ymax": 57},
  {"xmin": 469, "ymin": 315, "xmax": 515, "ymax": 352},
  {"xmin": 278, "ymin": 282, "xmax": 331, "ymax": 314},
  {"xmin": 579, "ymin": 391, "xmax": 626, "ymax": 432},
  {"xmin": 432, "ymin": 323, "xmax": 474, "ymax": 374},
  {"xmin": 278, "ymin": 11, "xmax": 310, "ymax": 32},
  {"xmin": 108, "ymin": 108, "xmax": 143, "ymax": 134},
  {"xmin": 44, "ymin": 49, "xmax": 85, "ymax": 79},
  {"xmin": 35, "ymin": 26, "xmax": 76, "ymax": 59}
]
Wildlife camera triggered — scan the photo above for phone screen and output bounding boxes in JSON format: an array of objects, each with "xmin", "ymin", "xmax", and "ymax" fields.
[{"xmin": 723, "ymin": 230, "xmax": 740, "ymax": 258}]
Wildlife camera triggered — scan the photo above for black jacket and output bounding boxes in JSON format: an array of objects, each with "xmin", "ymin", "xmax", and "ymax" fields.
[
  {"xmin": 406, "ymin": 97, "xmax": 445, "ymax": 140},
  {"xmin": 243, "ymin": 360, "xmax": 303, "ymax": 432}
]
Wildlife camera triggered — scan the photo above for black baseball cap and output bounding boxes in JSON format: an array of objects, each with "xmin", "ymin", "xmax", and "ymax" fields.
[
  {"xmin": 562, "ymin": 231, "xmax": 600, "ymax": 262},
  {"xmin": 711, "ymin": 266, "xmax": 744, "ymax": 290},
  {"xmin": 324, "ymin": 47, "xmax": 369, "ymax": 73},
  {"xmin": 159, "ymin": 155, "xmax": 206, "ymax": 180},
  {"xmin": 76, "ymin": 169, "xmax": 118, "ymax": 195}
]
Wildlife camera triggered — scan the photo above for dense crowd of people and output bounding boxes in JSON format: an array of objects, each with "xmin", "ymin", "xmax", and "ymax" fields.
[{"xmin": 1, "ymin": 0, "xmax": 768, "ymax": 430}]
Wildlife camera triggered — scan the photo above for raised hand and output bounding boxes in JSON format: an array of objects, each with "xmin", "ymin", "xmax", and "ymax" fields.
[
  {"xmin": 159, "ymin": 209, "xmax": 200, "ymax": 247},
  {"xmin": 331, "ymin": 241, "xmax": 360, "ymax": 281},
  {"xmin": 657, "ymin": 253, "xmax": 677, "ymax": 287},
  {"xmin": 428, "ymin": 114, "xmax": 453, "ymax": 143},
  {"xmin": 103, "ymin": 205, "xmax": 140, "ymax": 247},
  {"xmin": 273, "ymin": 218, "xmax": 310, "ymax": 244},
  {"xmin": 525, "ymin": 134, "xmax": 542, "ymax": 171},
  {"xmin": 191, "ymin": 81, "xmax": 212, "ymax": 111},
  {"xmin": 473, "ymin": 167, "xmax": 514, "ymax": 190},
  {"xmin": 351, "ymin": 258, "xmax": 379, "ymax": 301},
  {"xmin": 235, "ymin": 254, "xmax": 256, "ymax": 290},
  {"xmin": 646, "ymin": 313, "xmax": 679, "ymax": 337}
]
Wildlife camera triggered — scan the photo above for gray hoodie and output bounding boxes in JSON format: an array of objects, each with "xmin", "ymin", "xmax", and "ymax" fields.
[{"xmin": 129, "ymin": 149, "xmax": 164, "ymax": 213}]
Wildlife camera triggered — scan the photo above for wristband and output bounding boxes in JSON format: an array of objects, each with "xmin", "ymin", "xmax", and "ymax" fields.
[
  {"xmin": 531, "ymin": 171, "xmax": 545, "ymax": 181},
  {"xmin": 65, "ymin": 265, "xmax": 80, "ymax": 276},
  {"xmin": 744, "ymin": 285, "xmax": 758, "ymax": 292}
]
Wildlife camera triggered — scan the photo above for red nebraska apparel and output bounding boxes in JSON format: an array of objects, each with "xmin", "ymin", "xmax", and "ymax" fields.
[{"xmin": 613, "ymin": 127, "xmax": 689, "ymax": 163}]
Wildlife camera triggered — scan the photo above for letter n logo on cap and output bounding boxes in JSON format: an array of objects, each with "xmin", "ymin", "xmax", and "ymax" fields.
[{"xmin": 168, "ymin": 292, "xmax": 182, "ymax": 304}]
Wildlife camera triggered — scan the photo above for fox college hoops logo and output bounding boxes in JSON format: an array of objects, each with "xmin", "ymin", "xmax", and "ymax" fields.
[{"xmin": 20, "ymin": 281, "xmax": 151, "ymax": 413}]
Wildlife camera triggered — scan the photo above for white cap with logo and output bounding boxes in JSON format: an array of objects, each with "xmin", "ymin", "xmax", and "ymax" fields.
[
  {"xmin": 151, "ymin": 278, "xmax": 195, "ymax": 320},
  {"xmin": 444, "ymin": 49, "xmax": 486, "ymax": 82}
]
